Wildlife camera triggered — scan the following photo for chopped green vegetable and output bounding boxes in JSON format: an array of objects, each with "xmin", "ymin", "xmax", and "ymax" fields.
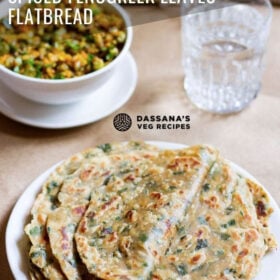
[
  {"xmin": 117, "ymin": 187, "xmax": 128, "ymax": 195},
  {"xmin": 29, "ymin": 226, "xmax": 41, "ymax": 236},
  {"xmin": 54, "ymin": 73, "xmax": 65, "ymax": 79},
  {"xmin": 202, "ymin": 183, "xmax": 210, "ymax": 192},
  {"xmin": 91, "ymin": 6, "xmax": 101, "ymax": 15},
  {"xmin": 119, "ymin": 169, "xmax": 132, "ymax": 175},
  {"xmin": 49, "ymin": 195, "xmax": 59, "ymax": 209},
  {"xmin": 66, "ymin": 40, "xmax": 81, "ymax": 53},
  {"xmin": 46, "ymin": 181, "xmax": 58, "ymax": 194},
  {"xmin": 139, "ymin": 233, "xmax": 148, "ymax": 242},
  {"xmin": 221, "ymin": 219, "xmax": 236, "ymax": 228},
  {"xmin": 87, "ymin": 53, "xmax": 94, "ymax": 64},
  {"xmin": 67, "ymin": 258, "xmax": 77, "ymax": 268},
  {"xmin": 221, "ymin": 233, "xmax": 231, "ymax": 241},
  {"xmin": 191, "ymin": 264, "xmax": 204, "ymax": 272},
  {"xmin": 176, "ymin": 264, "xmax": 188, "ymax": 276},
  {"xmin": 165, "ymin": 247, "xmax": 170, "ymax": 256},
  {"xmin": 225, "ymin": 206, "xmax": 234, "ymax": 215},
  {"xmin": 30, "ymin": 249, "xmax": 46, "ymax": 259},
  {"xmin": 103, "ymin": 175, "xmax": 112, "ymax": 186},
  {"xmin": 228, "ymin": 219, "xmax": 236, "ymax": 226},
  {"xmin": 195, "ymin": 239, "xmax": 208, "ymax": 250},
  {"xmin": 35, "ymin": 64, "xmax": 43, "ymax": 78},
  {"xmin": 25, "ymin": 58, "xmax": 35, "ymax": 66},
  {"xmin": 224, "ymin": 268, "xmax": 237, "ymax": 275},
  {"xmin": 173, "ymin": 171, "xmax": 185, "ymax": 175},
  {"xmin": 0, "ymin": 41, "xmax": 10, "ymax": 55},
  {"xmin": 98, "ymin": 143, "xmax": 112, "ymax": 153},
  {"xmin": 132, "ymin": 142, "xmax": 141, "ymax": 148},
  {"xmin": 216, "ymin": 249, "xmax": 224, "ymax": 256}
]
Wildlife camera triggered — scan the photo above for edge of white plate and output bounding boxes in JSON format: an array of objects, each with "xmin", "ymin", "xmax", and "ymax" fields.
[
  {"xmin": 5, "ymin": 162, "xmax": 62, "ymax": 280},
  {"xmin": 5, "ymin": 141, "xmax": 280, "ymax": 280}
]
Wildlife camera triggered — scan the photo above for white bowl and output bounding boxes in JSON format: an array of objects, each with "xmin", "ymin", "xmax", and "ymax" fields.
[{"xmin": 0, "ymin": 3, "xmax": 132, "ymax": 105}]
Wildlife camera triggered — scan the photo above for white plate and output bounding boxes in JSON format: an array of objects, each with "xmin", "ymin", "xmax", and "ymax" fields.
[
  {"xmin": 0, "ymin": 52, "xmax": 137, "ymax": 129},
  {"xmin": 6, "ymin": 141, "xmax": 280, "ymax": 280}
]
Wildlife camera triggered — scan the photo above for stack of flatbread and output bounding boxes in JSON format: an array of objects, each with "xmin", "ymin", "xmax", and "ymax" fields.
[{"xmin": 25, "ymin": 141, "xmax": 277, "ymax": 280}]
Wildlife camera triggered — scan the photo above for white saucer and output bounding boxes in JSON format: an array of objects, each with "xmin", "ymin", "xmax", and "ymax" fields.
[{"xmin": 0, "ymin": 52, "xmax": 137, "ymax": 129}]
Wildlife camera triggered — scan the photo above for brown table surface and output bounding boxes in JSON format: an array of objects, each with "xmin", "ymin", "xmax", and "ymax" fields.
[{"xmin": 0, "ymin": 6, "xmax": 280, "ymax": 279}]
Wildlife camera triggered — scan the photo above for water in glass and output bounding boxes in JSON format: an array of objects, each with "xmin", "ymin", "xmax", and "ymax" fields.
[{"xmin": 182, "ymin": 3, "xmax": 271, "ymax": 113}]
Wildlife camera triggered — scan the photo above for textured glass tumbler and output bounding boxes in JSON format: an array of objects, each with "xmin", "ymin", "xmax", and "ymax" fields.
[{"xmin": 181, "ymin": 0, "xmax": 272, "ymax": 114}]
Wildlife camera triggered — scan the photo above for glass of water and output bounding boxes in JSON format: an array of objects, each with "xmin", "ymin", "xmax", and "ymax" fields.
[{"xmin": 181, "ymin": 0, "xmax": 272, "ymax": 114}]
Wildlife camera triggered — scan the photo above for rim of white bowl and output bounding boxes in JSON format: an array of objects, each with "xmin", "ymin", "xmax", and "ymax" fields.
[{"xmin": 0, "ymin": 2, "xmax": 133, "ymax": 84}]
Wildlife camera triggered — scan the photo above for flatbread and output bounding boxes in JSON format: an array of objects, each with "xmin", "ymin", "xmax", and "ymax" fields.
[
  {"xmin": 25, "ymin": 142, "xmax": 276, "ymax": 280},
  {"xmin": 152, "ymin": 160, "xmax": 276, "ymax": 280},
  {"xmin": 47, "ymin": 146, "xmax": 159, "ymax": 280},
  {"xmin": 25, "ymin": 141, "xmax": 158, "ymax": 279},
  {"xmin": 75, "ymin": 145, "xmax": 218, "ymax": 279}
]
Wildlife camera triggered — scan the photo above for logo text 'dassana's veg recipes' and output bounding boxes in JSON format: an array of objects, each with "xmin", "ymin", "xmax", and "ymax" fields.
[
  {"xmin": 113, "ymin": 114, "xmax": 191, "ymax": 132},
  {"xmin": 136, "ymin": 115, "xmax": 190, "ymax": 130}
]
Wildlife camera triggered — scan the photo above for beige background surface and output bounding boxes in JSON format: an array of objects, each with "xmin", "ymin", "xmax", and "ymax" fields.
[{"xmin": 0, "ymin": 7, "xmax": 279, "ymax": 279}]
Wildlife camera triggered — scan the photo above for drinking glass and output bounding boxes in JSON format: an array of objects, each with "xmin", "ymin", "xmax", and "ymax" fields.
[{"xmin": 181, "ymin": 0, "xmax": 272, "ymax": 114}]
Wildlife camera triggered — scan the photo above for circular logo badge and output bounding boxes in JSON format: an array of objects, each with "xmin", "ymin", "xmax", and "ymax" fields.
[{"xmin": 113, "ymin": 113, "xmax": 132, "ymax": 132}]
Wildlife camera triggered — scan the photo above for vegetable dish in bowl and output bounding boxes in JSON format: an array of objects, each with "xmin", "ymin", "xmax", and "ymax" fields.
[
  {"xmin": 0, "ymin": 1, "xmax": 126, "ymax": 79},
  {"xmin": 0, "ymin": 1, "xmax": 132, "ymax": 104}
]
